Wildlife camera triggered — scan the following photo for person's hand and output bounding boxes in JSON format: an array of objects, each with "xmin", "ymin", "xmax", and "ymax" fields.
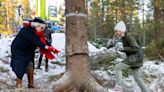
[
  {"xmin": 52, "ymin": 49, "xmax": 60, "ymax": 54},
  {"xmin": 45, "ymin": 46, "xmax": 55, "ymax": 51},
  {"xmin": 116, "ymin": 47, "xmax": 124, "ymax": 51},
  {"xmin": 115, "ymin": 42, "xmax": 124, "ymax": 51},
  {"xmin": 45, "ymin": 46, "xmax": 60, "ymax": 54}
]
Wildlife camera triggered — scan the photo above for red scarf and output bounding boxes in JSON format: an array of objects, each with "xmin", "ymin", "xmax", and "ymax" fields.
[
  {"xmin": 24, "ymin": 22, "xmax": 55, "ymax": 59},
  {"xmin": 35, "ymin": 30, "xmax": 55, "ymax": 60}
]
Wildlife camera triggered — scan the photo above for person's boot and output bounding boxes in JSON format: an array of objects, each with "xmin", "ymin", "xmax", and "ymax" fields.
[
  {"xmin": 45, "ymin": 66, "xmax": 48, "ymax": 72},
  {"xmin": 16, "ymin": 77, "xmax": 22, "ymax": 88},
  {"xmin": 27, "ymin": 68, "xmax": 35, "ymax": 88},
  {"xmin": 112, "ymin": 84, "xmax": 123, "ymax": 92},
  {"xmin": 45, "ymin": 59, "xmax": 48, "ymax": 72},
  {"xmin": 36, "ymin": 54, "xmax": 43, "ymax": 69},
  {"xmin": 36, "ymin": 62, "xmax": 41, "ymax": 69}
]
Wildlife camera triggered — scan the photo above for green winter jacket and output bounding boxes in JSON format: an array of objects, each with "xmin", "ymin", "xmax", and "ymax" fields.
[{"xmin": 121, "ymin": 32, "xmax": 144, "ymax": 68}]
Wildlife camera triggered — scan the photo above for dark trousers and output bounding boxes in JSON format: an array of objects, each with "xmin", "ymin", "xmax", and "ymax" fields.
[{"xmin": 37, "ymin": 53, "xmax": 49, "ymax": 72}]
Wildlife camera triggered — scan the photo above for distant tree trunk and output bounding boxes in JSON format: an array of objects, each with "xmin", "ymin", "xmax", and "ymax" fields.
[
  {"xmin": 93, "ymin": 15, "xmax": 97, "ymax": 40},
  {"xmin": 153, "ymin": 0, "xmax": 164, "ymax": 56},
  {"xmin": 120, "ymin": 0, "xmax": 125, "ymax": 22},
  {"xmin": 101, "ymin": 0, "xmax": 105, "ymax": 32},
  {"xmin": 129, "ymin": 0, "xmax": 133, "ymax": 32},
  {"xmin": 52, "ymin": 0, "xmax": 109, "ymax": 92},
  {"xmin": 115, "ymin": 0, "xmax": 118, "ymax": 22},
  {"xmin": 101, "ymin": 0, "xmax": 104, "ymax": 22},
  {"xmin": 153, "ymin": 0, "xmax": 159, "ymax": 42},
  {"xmin": 142, "ymin": 0, "xmax": 145, "ymax": 47},
  {"xmin": 22, "ymin": 0, "xmax": 31, "ymax": 19}
]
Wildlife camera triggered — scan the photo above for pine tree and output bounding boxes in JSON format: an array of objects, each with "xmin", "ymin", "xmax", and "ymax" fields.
[{"xmin": 52, "ymin": 0, "xmax": 109, "ymax": 92}]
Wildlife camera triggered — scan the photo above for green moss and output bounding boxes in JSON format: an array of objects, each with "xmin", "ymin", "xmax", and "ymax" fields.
[
  {"xmin": 47, "ymin": 74, "xmax": 62, "ymax": 82},
  {"xmin": 0, "ymin": 67, "xmax": 9, "ymax": 73}
]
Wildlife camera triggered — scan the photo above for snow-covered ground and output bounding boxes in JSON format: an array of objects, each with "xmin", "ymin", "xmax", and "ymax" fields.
[{"xmin": 0, "ymin": 33, "xmax": 164, "ymax": 92}]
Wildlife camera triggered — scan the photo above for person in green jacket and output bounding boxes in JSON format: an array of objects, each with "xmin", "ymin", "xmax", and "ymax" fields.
[{"xmin": 112, "ymin": 21, "xmax": 149, "ymax": 92}]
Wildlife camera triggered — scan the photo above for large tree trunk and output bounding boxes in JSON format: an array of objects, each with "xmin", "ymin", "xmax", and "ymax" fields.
[{"xmin": 52, "ymin": 0, "xmax": 110, "ymax": 92}]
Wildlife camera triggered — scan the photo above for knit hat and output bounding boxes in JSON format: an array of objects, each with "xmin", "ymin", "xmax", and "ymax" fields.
[
  {"xmin": 31, "ymin": 18, "xmax": 46, "ymax": 28},
  {"xmin": 114, "ymin": 21, "xmax": 126, "ymax": 32}
]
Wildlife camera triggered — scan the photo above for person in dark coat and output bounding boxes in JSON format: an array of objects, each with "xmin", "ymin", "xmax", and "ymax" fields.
[
  {"xmin": 36, "ymin": 23, "xmax": 54, "ymax": 72},
  {"xmin": 112, "ymin": 21, "xmax": 149, "ymax": 92},
  {"xmin": 44, "ymin": 22, "xmax": 53, "ymax": 44},
  {"xmin": 11, "ymin": 18, "xmax": 57, "ymax": 88}
]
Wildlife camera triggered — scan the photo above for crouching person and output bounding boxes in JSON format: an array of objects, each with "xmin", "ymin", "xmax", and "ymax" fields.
[
  {"xmin": 112, "ymin": 21, "xmax": 149, "ymax": 92},
  {"xmin": 10, "ymin": 18, "xmax": 57, "ymax": 88}
]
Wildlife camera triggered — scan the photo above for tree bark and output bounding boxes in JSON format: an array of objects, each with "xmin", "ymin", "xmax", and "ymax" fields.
[
  {"xmin": 153, "ymin": 0, "xmax": 160, "ymax": 43},
  {"xmin": 52, "ymin": 0, "xmax": 110, "ymax": 92}
]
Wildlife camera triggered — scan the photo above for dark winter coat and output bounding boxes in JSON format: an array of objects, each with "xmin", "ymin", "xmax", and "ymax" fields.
[
  {"xmin": 11, "ymin": 27, "xmax": 46, "ymax": 79},
  {"xmin": 44, "ymin": 27, "xmax": 53, "ymax": 44},
  {"xmin": 121, "ymin": 32, "xmax": 144, "ymax": 68}
]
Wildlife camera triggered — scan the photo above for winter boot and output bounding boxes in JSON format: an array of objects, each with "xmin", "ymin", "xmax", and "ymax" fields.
[
  {"xmin": 112, "ymin": 84, "xmax": 123, "ymax": 92},
  {"xmin": 16, "ymin": 77, "xmax": 22, "ymax": 88},
  {"xmin": 45, "ymin": 65, "xmax": 48, "ymax": 72},
  {"xmin": 27, "ymin": 68, "xmax": 35, "ymax": 88},
  {"xmin": 36, "ymin": 62, "xmax": 41, "ymax": 69},
  {"xmin": 45, "ymin": 59, "xmax": 48, "ymax": 72},
  {"xmin": 36, "ymin": 54, "xmax": 43, "ymax": 69}
]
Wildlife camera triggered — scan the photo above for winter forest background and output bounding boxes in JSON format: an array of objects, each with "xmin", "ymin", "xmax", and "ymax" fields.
[
  {"xmin": 87, "ymin": 0, "xmax": 164, "ymax": 59},
  {"xmin": 0, "ymin": 0, "xmax": 164, "ymax": 92}
]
